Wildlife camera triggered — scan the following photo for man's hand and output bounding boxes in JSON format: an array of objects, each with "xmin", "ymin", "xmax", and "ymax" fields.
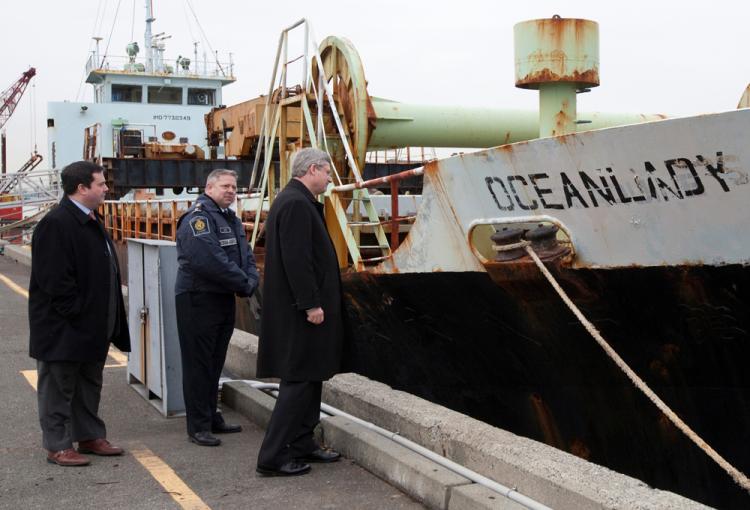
[
  {"xmin": 236, "ymin": 282, "xmax": 256, "ymax": 298},
  {"xmin": 306, "ymin": 307, "xmax": 324, "ymax": 325}
]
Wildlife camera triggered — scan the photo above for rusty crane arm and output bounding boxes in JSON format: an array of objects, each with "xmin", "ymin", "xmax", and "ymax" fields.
[{"xmin": 0, "ymin": 68, "xmax": 36, "ymax": 130}]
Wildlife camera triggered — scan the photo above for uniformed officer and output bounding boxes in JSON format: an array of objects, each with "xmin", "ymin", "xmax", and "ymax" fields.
[{"xmin": 175, "ymin": 169, "xmax": 259, "ymax": 447}]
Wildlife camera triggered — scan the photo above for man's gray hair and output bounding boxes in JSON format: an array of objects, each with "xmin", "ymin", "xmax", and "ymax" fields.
[
  {"xmin": 291, "ymin": 148, "xmax": 332, "ymax": 178},
  {"xmin": 206, "ymin": 168, "xmax": 238, "ymax": 185}
]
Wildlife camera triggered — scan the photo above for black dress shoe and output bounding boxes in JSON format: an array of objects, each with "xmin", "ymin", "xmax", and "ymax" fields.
[
  {"xmin": 211, "ymin": 422, "xmax": 243, "ymax": 434},
  {"xmin": 256, "ymin": 461, "xmax": 311, "ymax": 477},
  {"xmin": 188, "ymin": 431, "xmax": 221, "ymax": 446},
  {"xmin": 297, "ymin": 448, "xmax": 341, "ymax": 463}
]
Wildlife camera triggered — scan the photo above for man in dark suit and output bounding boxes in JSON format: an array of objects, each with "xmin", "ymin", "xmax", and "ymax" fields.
[
  {"xmin": 29, "ymin": 160, "xmax": 130, "ymax": 466},
  {"xmin": 175, "ymin": 169, "xmax": 259, "ymax": 447},
  {"xmin": 256, "ymin": 148, "xmax": 345, "ymax": 477}
]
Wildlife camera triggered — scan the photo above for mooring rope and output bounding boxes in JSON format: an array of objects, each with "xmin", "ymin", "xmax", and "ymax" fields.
[{"xmin": 500, "ymin": 241, "xmax": 750, "ymax": 493}]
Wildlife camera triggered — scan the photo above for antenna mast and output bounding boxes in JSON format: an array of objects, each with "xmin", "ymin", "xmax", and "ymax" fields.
[{"xmin": 144, "ymin": 0, "xmax": 154, "ymax": 72}]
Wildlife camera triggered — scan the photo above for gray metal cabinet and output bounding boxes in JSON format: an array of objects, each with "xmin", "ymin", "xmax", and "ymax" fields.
[{"xmin": 126, "ymin": 239, "xmax": 184, "ymax": 417}]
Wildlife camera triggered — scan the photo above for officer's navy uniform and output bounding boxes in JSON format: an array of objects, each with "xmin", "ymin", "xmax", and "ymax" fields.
[{"xmin": 175, "ymin": 194, "xmax": 258, "ymax": 437}]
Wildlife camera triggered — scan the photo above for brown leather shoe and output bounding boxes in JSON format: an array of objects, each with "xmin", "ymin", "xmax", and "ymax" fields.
[
  {"xmin": 47, "ymin": 448, "xmax": 90, "ymax": 466},
  {"xmin": 77, "ymin": 438, "xmax": 124, "ymax": 456}
]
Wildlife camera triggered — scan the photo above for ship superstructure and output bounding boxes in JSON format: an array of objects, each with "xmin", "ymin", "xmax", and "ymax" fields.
[{"xmin": 46, "ymin": 1, "xmax": 234, "ymax": 172}]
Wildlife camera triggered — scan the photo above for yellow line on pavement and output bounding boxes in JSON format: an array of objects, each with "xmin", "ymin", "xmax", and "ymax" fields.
[
  {"xmin": 131, "ymin": 444, "xmax": 211, "ymax": 510},
  {"xmin": 0, "ymin": 272, "xmax": 28, "ymax": 299},
  {"xmin": 108, "ymin": 347, "xmax": 128, "ymax": 366},
  {"xmin": 21, "ymin": 370, "xmax": 38, "ymax": 391}
]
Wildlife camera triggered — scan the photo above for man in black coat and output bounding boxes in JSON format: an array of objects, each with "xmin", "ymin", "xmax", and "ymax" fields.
[
  {"xmin": 29, "ymin": 161, "xmax": 130, "ymax": 466},
  {"xmin": 175, "ymin": 169, "xmax": 259, "ymax": 447},
  {"xmin": 256, "ymin": 148, "xmax": 345, "ymax": 477}
]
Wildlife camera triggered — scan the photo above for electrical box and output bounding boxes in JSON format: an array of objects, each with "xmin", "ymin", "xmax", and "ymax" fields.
[{"xmin": 126, "ymin": 239, "xmax": 184, "ymax": 417}]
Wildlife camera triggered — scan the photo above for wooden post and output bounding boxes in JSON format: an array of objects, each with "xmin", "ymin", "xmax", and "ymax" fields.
[
  {"xmin": 170, "ymin": 202, "xmax": 177, "ymax": 241},
  {"xmin": 113, "ymin": 203, "xmax": 119, "ymax": 241},
  {"xmin": 146, "ymin": 201, "xmax": 152, "ymax": 239},
  {"xmin": 135, "ymin": 202, "xmax": 141, "ymax": 239},
  {"xmin": 157, "ymin": 202, "xmax": 163, "ymax": 240}
]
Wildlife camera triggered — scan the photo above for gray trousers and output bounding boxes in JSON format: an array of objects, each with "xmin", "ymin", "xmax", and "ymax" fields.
[{"xmin": 37, "ymin": 360, "xmax": 107, "ymax": 452}]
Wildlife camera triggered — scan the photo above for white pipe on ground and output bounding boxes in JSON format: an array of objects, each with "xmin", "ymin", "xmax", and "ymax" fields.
[{"xmin": 225, "ymin": 379, "xmax": 551, "ymax": 510}]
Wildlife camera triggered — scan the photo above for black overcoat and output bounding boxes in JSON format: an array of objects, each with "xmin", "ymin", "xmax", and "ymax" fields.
[
  {"xmin": 29, "ymin": 195, "xmax": 130, "ymax": 362},
  {"xmin": 256, "ymin": 179, "xmax": 344, "ymax": 381}
]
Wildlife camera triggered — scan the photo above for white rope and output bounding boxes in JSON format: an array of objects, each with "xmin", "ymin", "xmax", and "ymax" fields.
[
  {"xmin": 493, "ymin": 240, "xmax": 530, "ymax": 251},
  {"xmin": 524, "ymin": 244, "xmax": 750, "ymax": 494}
]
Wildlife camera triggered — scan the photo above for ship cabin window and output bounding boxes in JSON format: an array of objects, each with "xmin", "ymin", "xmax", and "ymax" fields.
[
  {"xmin": 148, "ymin": 86, "xmax": 183, "ymax": 105},
  {"xmin": 187, "ymin": 88, "xmax": 215, "ymax": 106},
  {"xmin": 112, "ymin": 84, "xmax": 143, "ymax": 103}
]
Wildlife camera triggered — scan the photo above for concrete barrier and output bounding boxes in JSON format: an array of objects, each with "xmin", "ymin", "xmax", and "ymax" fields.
[
  {"xmin": 0, "ymin": 243, "xmax": 31, "ymax": 267},
  {"xmin": 449, "ymin": 484, "xmax": 527, "ymax": 510},
  {"xmin": 224, "ymin": 329, "xmax": 262, "ymax": 380},
  {"xmin": 222, "ymin": 332, "xmax": 708, "ymax": 510},
  {"xmin": 323, "ymin": 415, "xmax": 474, "ymax": 510},
  {"xmin": 222, "ymin": 381, "xmax": 276, "ymax": 429}
]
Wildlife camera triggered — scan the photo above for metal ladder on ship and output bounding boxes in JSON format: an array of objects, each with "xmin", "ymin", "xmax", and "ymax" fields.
[
  {"xmin": 249, "ymin": 18, "xmax": 392, "ymax": 268},
  {"xmin": 344, "ymin": 187, "xmax": 392, "ymax": 265}
]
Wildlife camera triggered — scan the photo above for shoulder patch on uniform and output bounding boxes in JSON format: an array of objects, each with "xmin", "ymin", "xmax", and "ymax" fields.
[{"xmin": 189, "ymin": 215, "xmax": 210, "ymax": 236}]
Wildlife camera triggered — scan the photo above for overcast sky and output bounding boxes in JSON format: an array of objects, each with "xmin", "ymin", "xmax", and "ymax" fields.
[{"xmin": 2, "ymin": 0, "xmax": 748, "ymax": 170}]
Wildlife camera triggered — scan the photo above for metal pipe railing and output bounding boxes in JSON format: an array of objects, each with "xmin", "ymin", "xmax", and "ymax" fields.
[
  {"xmin": 330, "ymin": 166, "xmax": 424, "ymax": 193},
  {"xmin": 330, "ymin": 166, "xmax": 425, "ymax": 253}
]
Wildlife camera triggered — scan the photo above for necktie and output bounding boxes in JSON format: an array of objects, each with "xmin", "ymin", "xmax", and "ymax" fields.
[{"xmin": 89, "ymin": 210, "xmax": 112, "ymax": 257}]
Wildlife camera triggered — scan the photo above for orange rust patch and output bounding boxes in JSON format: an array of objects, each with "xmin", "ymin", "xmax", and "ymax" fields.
[
  {"xmin": 517, "ymin": 68, "xmax": 599, "ymax": 88},
  {"xmin": 569, "ymin": 438, "xmax": 591, "ymax": 460}
]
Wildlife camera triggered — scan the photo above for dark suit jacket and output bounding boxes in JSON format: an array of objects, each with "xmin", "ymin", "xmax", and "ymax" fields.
[
  {"xmin": 256, "ymin": 179, "xmax": 344, "ymax": 381},
  {"xmin": 29, "ymin": 195, "xmax": 130, "ymax": 362}
]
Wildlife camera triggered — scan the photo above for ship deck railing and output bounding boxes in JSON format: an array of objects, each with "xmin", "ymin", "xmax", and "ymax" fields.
[
  {"xmin": 100, "ymin": 193, "xmax": 261, "ymax": 243},
  {"xmin": 86, "ymin": 54, "xmax": 235, "ymax": 81}
]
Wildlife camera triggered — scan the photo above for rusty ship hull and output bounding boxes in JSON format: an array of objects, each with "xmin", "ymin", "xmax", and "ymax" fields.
[
  {"xmin": 339, "ymin": 265, "xmax": 749, "ymax": 508},
  {"xmin": 322, "ymin": 108, "xmax": 750, "ymax": 508}
]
